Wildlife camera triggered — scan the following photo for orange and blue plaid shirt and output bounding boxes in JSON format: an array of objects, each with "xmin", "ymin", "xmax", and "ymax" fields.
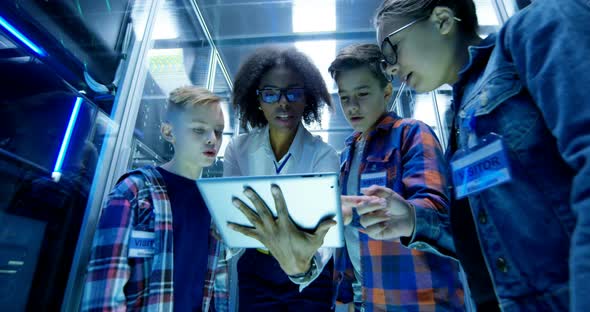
[
  {"xmin": 82, "ymin": 166, "xmax": 228, "ymax": 312},
  {"xmin": 335, "ymin": 113, "xmax": 465, "ymax": 311}
]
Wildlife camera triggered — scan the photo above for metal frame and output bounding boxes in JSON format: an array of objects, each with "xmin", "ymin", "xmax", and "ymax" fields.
[
  {"xmin": 188, "ymin": 0, "xmax": 233, "ymax": 92},
  {"xmin": 431, "ymin": 91, "xmax": 448, "ymax": 150},
  {"xmin": 491, "ymin": 0, "xmax": 512, "ymax": 24},
  {"xmin": 128, "ymin": 138, "xmax": 168, "ymax": 169},
  {"xmin": 214, "ymin": 50, "xmax": 233, "ymax": 90},
  {"xmin": 189, "ymin": 0, "xmax": 236, "ymax": 138},
  {"xmin": 206, "ymin": 48, "xmax": 217, "ymax": 91},
  {"xmin": 60, "ymin": 1, "xmax": 164, "ymax": 311}
]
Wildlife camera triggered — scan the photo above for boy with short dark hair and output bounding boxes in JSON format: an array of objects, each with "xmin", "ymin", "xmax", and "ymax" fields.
[
  {"xmin": 329, "ymin": 44, "xmax": 465, "ymax": 311},
  {"xmin": 82, "ymin": 86, "xmax": 229, "ymax": 311}
]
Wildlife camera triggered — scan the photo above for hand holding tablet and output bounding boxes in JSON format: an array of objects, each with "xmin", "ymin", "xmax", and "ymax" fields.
[
  {"xmin": 229, "ymin": 184, "xmax": 336, "ymax": 275},
  {"xmin": 196, "ymin": 173, "xmax": 344, "ymax": 249}
]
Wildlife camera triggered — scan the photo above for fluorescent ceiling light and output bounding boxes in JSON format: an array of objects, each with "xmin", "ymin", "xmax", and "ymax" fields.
[
  {"xmin": 133, "ymin": 3, "xmax": 179, "ymax": 40},
  {"xmin": 152, "ymin": 8, "xmax": 180, "ymax": 40},
  {"xmin": 0, "ymin": 15, "xmax": 46, "ymax": 56},
  {"xmin": 296, "ymin": 40, "xmax": 336, "ymax": 131},
  {"xmin": 292, "ymin": 0, "xmax": 336, "ymax": 33},
  {"xmin": 52, "ymin": 97, "xmax": 83, "ymax": 182}
]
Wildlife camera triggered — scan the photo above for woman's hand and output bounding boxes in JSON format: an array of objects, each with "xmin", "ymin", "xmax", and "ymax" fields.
[{"xmin": 229, "ymin": 184, "xmax": 336, "ymax": 275}]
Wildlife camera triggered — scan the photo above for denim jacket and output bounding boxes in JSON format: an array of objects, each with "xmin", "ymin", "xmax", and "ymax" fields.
[{"xmin": 406, "ymin": 0, "xmax": 590, "ymax": 311}]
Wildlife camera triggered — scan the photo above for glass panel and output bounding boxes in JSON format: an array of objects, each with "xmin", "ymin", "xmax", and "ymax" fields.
[
  {"xmin": 0, "ymin": 69, "xmax": 106, "ymax": 310},
  {"xmin": 308, "ymin": 93, "xmax": 353, "ymax": 153},
  {"xmin": 130, "ymin": 0, "xmax": 213, "ymax": 169},
  {"xmin": 203, "ymin": 60, "xmax": 232, "ymax": 177},
  {"xmin": 474, "ymin": 0, "xmax": 502, "ymax": 35},
  {"xmin": 411, "ymin": 93, "xmax": 439, "ymax": 130},
  {"xmin": 213, "ymin": 60, "xmax": 233, "ymax": 153},
  {"xmin": 0, "ymin": 0, "xmax": 162, "ymax": 309},
  {"xmin": 0, "ymin": 32, "xmax": 16, "ymax": 49},
  {"xmin": 433, "ymin": 88, "xmax": 454, "ymax": 150},
  {"xmin": 1, "ymin": 0, "xmax": 139, "ymax": 115},
  {"xmin": 201, "ymin": 0, "xmax": 380, "ymax": 80}
]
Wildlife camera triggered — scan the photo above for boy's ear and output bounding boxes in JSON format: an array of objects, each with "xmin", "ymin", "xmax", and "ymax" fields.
[{"xmin": 161, "ymin": 122, "xmax": 175, "ymax": 144}]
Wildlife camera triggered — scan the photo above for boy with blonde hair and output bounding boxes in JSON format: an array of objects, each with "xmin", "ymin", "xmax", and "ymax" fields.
[{"xmin": 82, "ymin": 86, "xmax": 228, "ymax": 311}]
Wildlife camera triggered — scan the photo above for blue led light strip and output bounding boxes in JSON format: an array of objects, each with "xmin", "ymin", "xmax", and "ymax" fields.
[
  {"xmin": 0, "ymin": 15, "xmax": 47, "ymax": 56},
  {"xmin": 52, "ymin": 97, "xmax": 83, "ymax": 178}
]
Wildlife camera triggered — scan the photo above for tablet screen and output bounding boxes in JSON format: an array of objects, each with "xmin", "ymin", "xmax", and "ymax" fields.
[{"xmin": 196, "ymin": 173, "xmax": 344, "ymax": 248}]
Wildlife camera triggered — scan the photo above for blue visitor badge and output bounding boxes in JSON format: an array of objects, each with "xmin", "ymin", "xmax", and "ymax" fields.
[
  {"xmin": 128, "ymin": 230, "xmax": 155, "ymax": 258},
  {"xmin": 350, "ymin": 171, "xmax": 387, "ymax": 228},
  {"xmin": 360, "ymin": 171, "xmax": 387, "ymax": 189},
  {"xmin": 451, "ymin": 133, "xmax": 512, "ymax": 199}
]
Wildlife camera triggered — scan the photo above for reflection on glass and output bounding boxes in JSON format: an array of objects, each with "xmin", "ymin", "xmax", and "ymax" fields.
[
  {"xmin": 213, "ymin": 61, "xmax": 234, "ymax": 131},
  {"xmin": 148, "ymin": 48, "xmax": 192, "ymax": 96},
  {"xmin": 129, "ymin": 138, "xmax": 167, "ymax": 170},
  {"xmin": 204, "ymin": 61, "xmax": 233, "ymax": 178},
  {"xmin": 433, "ymin": 89, "xmax": 454, "ymax": 150},
  {"xmin": 1, "ymin": 88, "xmax": 101, "ymax": 311},
  {"xmin": 130, "ymin": 0, "xmax": 213, "ymax": 170},
  {"xmin": 412, "ymin": 93, "xmax": 438, "ymax": 129}
]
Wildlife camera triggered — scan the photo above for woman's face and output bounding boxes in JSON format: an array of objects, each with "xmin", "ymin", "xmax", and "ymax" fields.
[
  {"xmin": 257, "ymin": 66, "xmax": 306, "ymax": 134},
  {"xmin": 376, "ymin": 11, "xmax": 457, "ymax": 92}
]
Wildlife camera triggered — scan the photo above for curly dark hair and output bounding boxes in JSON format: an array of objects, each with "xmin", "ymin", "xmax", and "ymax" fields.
[{"xmin": 232, "ymin": 46, "xmax": 332, "ymax": 129}]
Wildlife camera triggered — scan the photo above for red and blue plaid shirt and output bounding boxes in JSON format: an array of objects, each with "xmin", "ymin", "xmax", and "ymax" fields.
[
  {"xmin": 335, "ymin": 113, "xmax": 465, "ymax": 311},
  {"xmin": 82, "ymin": 166, "xmax": 228, "ymax": 311}
]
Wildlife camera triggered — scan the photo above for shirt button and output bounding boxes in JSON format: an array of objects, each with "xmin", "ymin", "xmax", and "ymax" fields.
[
  {"xmin": 496, "ymin": 257, "xmax": 509, "ymax": 273},
  {"xmin": 478, "ymin": 211, "xmax": 488, "ymax": 224}
]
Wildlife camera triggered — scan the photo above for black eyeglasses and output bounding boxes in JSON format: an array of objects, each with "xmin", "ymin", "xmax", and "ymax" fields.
[
  {"xmin": 256, "ymin": 87, "xmax": 305, "ymax": 104},
  {"xmin": 380, "ymin": 17, "xmax": 427, "ymax": 69}
]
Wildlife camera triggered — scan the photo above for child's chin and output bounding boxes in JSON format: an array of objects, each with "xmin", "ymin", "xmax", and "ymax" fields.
[
  {"xmin": 204, "ymin": 159, "xmax": 215, "ymax": 166},
  {"xmin": 350, "ymin": 125, "xmax": 365, "ymax": 133},
  {"xmin": 199, "ymin": 157, "xmax": 214, "ymax": 167}
]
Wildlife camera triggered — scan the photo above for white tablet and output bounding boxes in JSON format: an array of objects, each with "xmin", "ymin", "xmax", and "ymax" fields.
[{"xmin": 196, "ymin": 173, "xmax": 344, "ymax": 249}]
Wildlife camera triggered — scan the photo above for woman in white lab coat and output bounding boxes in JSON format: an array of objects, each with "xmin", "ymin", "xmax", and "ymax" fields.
[{"xmin": 223, "ymin": 46, "xmax": 339, "ymax": 311}]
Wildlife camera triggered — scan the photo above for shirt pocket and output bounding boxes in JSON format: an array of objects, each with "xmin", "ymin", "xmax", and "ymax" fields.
[
  {"xmin": 363, "ymin": 146, "xmax": 402, "ymax": 192},
  {"xmin": 459, "ymin": 68, "xmax": 542, "ymax": 152}
]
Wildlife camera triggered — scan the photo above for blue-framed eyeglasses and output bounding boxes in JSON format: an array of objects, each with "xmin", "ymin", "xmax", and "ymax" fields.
[{"xmin": 256, "ymin": 87, "xmax": 305, "ymax": 104}]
